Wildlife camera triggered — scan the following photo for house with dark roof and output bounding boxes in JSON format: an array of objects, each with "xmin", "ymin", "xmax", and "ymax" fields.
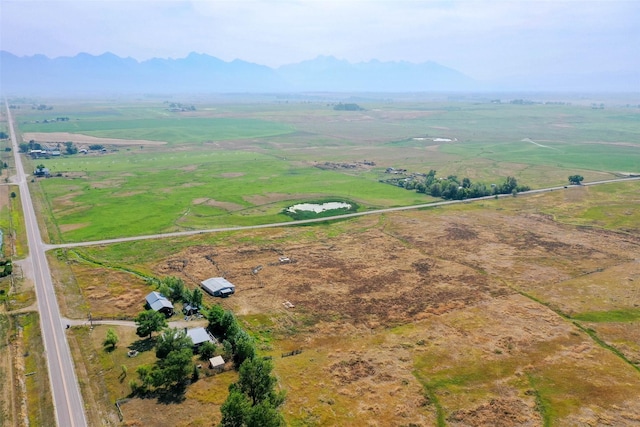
[
  {"xmin": 201, "ymin": 277, "xmax": 235, "ymax": 297},
  {"xmin": 182, "ymin": 303, "xmax": 200, "ymax": 316},
  {"xmin": 145, "ymin": 291, "xmax": 174, "ymax": 317}
]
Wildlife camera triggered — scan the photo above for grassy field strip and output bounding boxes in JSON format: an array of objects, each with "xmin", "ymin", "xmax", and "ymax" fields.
[
  {"xmin": 510, "ymin": 288, "xmax": 640, "ymax": 374},
  {"xmin": 19, "ymin": 117, "xmax": 295, "ymax": 144},
  {"xmin": 14, "ymin": 101, "xmax": 640, "ymax": 243},
  {"xmin": 0, "ymin": 314, "xmax": 14, "ymax": 426}
]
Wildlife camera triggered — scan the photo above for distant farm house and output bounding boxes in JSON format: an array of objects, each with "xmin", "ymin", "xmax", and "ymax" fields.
[
  {"xmin": 201, "ymin": 277, "xmax": 235, "ymax": 297},
  {"xmin": 145, "ymin": 291, "xmax": 174, "ymax": 317},
  {"xmin": 33, "ymin": 166, "xmax": 50, "ymax": 177}
]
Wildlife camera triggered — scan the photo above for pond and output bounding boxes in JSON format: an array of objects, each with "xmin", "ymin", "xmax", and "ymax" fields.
[{"xmin": 286, "ymin": 202, "xmax": 351, "ymax": 213}]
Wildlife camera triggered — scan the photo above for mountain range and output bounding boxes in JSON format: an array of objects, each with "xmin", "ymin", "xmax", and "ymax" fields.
[{"xmin": 0, "ymin": 51, "xmax": 636, "ymax": 95}]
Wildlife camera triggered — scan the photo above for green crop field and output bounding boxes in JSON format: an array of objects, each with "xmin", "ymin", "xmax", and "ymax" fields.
[
  {"xmin": 12, "ymin": 98, "xmax": 640, "ymax": 242},
  {"xmin": 19, "ymin": 117, "xmax": 295, "ymax": 144}
]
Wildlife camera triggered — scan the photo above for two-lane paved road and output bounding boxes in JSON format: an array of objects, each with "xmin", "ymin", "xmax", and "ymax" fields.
[{"xmin": 5, "ymin": 101, "xmax": 87, "ymax": 427}]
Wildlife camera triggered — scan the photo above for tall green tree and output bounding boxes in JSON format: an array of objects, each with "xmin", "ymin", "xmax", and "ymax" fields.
[
  {"xmin": 158, "ymin": 276, "xmax": 186, "ymax": 302},
  {"xmin": 232, "ymin": 331, "xmax": 256, "ymax": 366},
  {"xmin": 135, "ymin": 309, "xmax": 167, "ymax": 339},
  {"xmin": 151, "ymin": 347, "xmax": 193, "ymax": 389},
  {"xmin": 190, "ymin": 288, "xmax": 203, "ymax": 308},
  {"xmin": 199, "ymin": 341, "xmax": 217, "ymax": 360},
  {"xmin": 103, "ymin": 328, "xmax": 119, "ymax": 350},
  {"xmin": 238, "ymin": 357, "xmax": 277, "ymax": 406},
  {"xmin": 220, "ymin": 389, "xmax": 251, "ymax": 427},
  {"xmin": 155, "ymin": 327, "xmax": 193, "ymax": 359},
  {"xmin": 246, "ymin": 400, "xmax": 285, "ymax": 427},
  {"xmin": 206, "ymin": 304, "xmax": 226, "ymax": 336}
]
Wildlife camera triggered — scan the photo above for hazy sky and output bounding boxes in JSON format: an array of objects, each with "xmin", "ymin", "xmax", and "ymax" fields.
[{"xmin": 2, "ymin": 0, "xmax": 638, "ymax": 79}]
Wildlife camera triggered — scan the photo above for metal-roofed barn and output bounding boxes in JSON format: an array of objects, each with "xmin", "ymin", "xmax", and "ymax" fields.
[
  {"xmin": 201, "ymin": 277, "xmax": 235, "ymax": 297},
  {"xmin": 145, "ymin": 291, "xmax": 174, "ymax": 317},
  {"xmin": 185, "ymin": 327, "xmax": 216, "ymax": 347}
]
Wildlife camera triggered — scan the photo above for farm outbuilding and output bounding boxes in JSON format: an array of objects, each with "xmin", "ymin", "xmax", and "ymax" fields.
[
  {"xmin": 145, "ymin": 291, "xmax": 174, "ymax": 317},
  {"xmin": 182, "ymin": 303, "xmax": 200, "ymax": 316},
  {"xmin": 185, "ymin": 327, "xmax": 216, "ymax": 347},
  {"xmin": 209, "ymin": 355, "xmax": 225, "ymax": 371},
  {"xmin": 201, "ymin": 277, "xmax": 235, "ymax": 297}
]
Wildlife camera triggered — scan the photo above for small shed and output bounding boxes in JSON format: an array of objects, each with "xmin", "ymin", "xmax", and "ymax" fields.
[
  {"xmin": 145, "ymin": 291, "xmax": 174, "ymax": 317},
  {"xmin": 201, "ymin": 277, "xmax": 235, "ymax": 297},
  {"xmin": 209, "ymin": 355, "xmax": 225, "ymax": 371},
  {"xmin": 186, "ymin": 327, "xmax": 215, "ymax": 347},
  {"xmin": 182, "ymin": 303, "xmax": 199, "ymax": 316}
]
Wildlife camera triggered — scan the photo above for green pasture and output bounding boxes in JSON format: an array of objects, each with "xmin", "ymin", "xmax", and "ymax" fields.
[
  {"xmin": 16, "ymin": 100, "xmax": 640, "ymax": 242},
  {"xmin": 540, "ymin": 181, "xmax": 640, "ymax": 231},
  {"xmin": 19, "ymin": 116, "xmax": 294, "ymax": 144},
  {"xmin": 33, "ymin": 149, "xmax": 428, "ymax": 242},
  {"xmin": 572, "ymin": 309, "xmax": 640, "ymax": 323},
  {"xmin": 442, "ymin": 140, "xmax": 640, "ymax": 174}
]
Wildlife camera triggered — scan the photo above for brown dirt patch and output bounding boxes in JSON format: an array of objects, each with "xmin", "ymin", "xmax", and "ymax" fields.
[
  {"xmin": 22, "ymin": 132, "xmax": 166, "ymax": 146},
  {"xmin": 0, "ymin": 185, "xmax": 8, "ymax": 210},
  {"xmin": 74, "ymin": 268, "xmax": 150, "ymax": 319},
  {"xmin": 329, "ymin": 358, "xmax": 377, "ymax": 384},
  {"xmin": 448, "ymin": 398, "xmax": 540, "ymax": 426},
  {"xmin": 220, "ymin": 172, "xmax": 245, "ymax": 178}
]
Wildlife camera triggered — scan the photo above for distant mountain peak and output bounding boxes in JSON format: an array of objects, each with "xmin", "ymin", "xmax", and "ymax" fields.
[{"xmin": 0, "ymin": 50, "xmax": 480, "ymax": 94}]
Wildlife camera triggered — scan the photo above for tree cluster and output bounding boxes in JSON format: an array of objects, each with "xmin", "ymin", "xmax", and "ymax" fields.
[
  {"xmin": 205, "ymin": 305, "xmax": 256, "ymax": 366},
  {"xmin": 134, "ymin": 328, "xmax": 194, "ymax": 393},
  {"xmin": 0, "ymin": 260, "xmax": 13, "ymax": 277},
  {"xmin": 19, "ymin": 140, "xmax": 42, "ymax": 153},
  {"xmin": 333, "ymin": 102, "xmax": 364, "ymax": 111},
  {"xmin": 64, "ymin": 141, "xmax": 78, "ymax": 155},
  {"xmin": 152, "ymin": 276, "xmax": 203, "ymax": 310},
  {"xmin": 135, "ymin": 309, "xmax": 167, "ymax": 339},
  {"xmin": 0, "ymin": 131, "xmax": 8, "ymax": 139},
  {"xmin": 382, "ymin": 169, "xmax": 530, "ymax": 200},
  {"xmin": 204, "ymin": 304, "xmax": 285, "ymax": 425},
  {"xmin": 220, "ymin": 357, "xmax": 285, "ymax": 426},
  {"xmin": 568, "ymin": 175, "xmax": 584, "ymax": 185},
  {"xmin": 167, "ymin": 102, "xmax": 196, "ymax": 111}
]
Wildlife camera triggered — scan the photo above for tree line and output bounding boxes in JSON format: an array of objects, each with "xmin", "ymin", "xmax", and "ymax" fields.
[
  {"xmin": 19, "ymin": 139, "xmax": 79, "ymax": 155},
  {"xmin": 382, "ymin": 169, "xmax": 530, "ymax": 200}
]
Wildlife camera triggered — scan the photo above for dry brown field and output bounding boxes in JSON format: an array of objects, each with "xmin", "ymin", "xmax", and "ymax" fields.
[{"xmin": 52, "ymin": 183, "xmax": 640, "ymax": 426}]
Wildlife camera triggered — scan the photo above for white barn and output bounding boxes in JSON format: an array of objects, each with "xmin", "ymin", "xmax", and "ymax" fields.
[{"xmin": 201, "ymin": 277, "xmax": 235, "ymax": 297}]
